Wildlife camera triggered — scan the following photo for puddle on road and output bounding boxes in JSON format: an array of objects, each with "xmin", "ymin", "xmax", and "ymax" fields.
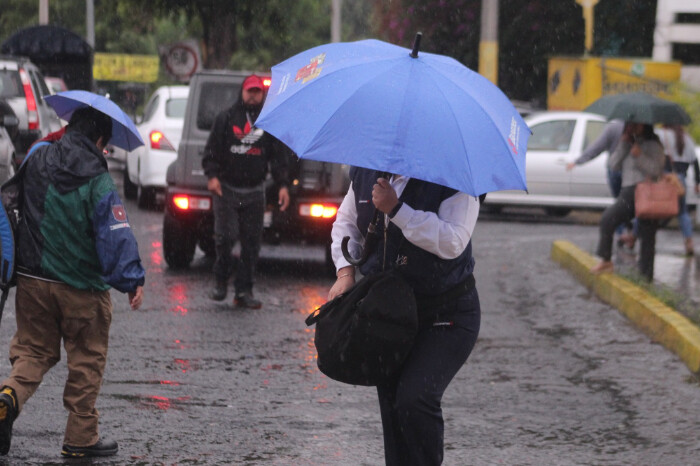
[
  {"xmin": 110, "ymin": 379, "xmax": 184, "ymax": 386},
  {"xmin": 109, "ymin": 393, "xmax": 199, "ymax": 411}
]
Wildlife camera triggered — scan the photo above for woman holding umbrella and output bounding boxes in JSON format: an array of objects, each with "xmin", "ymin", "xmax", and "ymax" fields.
[
  {"xmin": 328, "ymin": 169, "xmax": 481, "ymax": 466},
  {"xmin": 255, "ymin": 33, "xmax": 529, "ymax": 465},
  {"xmin": 591, "ymin": 122, "xmax": 666, "ymax": 280}
]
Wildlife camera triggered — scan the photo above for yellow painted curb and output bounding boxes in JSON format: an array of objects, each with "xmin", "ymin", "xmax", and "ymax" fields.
[{"xmin": 551, "ymin": 240, "xmax": 700, "ymax": 374}]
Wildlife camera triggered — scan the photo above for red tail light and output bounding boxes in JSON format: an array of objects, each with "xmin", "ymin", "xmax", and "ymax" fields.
[
  {"xmin": 19, "ymin": 68, "xmax": 38, "ymax": 130},
  {"xmin": 299, "ymin": 203, "xmax": 338, "ymax": 219},
  {"xmin": 172, "ymin": 194, "xmax": 211, "ymax": 211},
  {"xmin": 150, "ymin": 131, "xmax": 175, "ymax": 151}
]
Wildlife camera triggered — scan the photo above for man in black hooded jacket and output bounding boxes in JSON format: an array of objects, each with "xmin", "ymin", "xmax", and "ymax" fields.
[{"xmin": 202, "ymin": 74, "xmax": 290, "ymax": 308}]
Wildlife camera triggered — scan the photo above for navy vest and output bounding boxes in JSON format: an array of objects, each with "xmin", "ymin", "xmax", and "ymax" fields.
[{"xmin": 350, "ymin": 168, "xmax": 474, "ymax": 296}]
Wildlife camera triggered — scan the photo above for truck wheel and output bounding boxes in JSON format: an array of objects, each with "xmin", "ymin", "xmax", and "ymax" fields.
[
  {"xmin": 163, "ymin": 211, "xmax": 196, "ymax": 268},
  {"xmin": 137, "ymin": 185, "xmax": 155, "ymax": 209},
  {"xmin": 123, "ymin": 163, "xmax": 137, "ymax": 200},
  {"xmin": 544, "ymin": 207, "xmax": 571, "ymax": 217}
]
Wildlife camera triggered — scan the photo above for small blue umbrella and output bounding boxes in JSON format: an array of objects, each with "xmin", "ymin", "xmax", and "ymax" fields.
[
  {"xmin": 256, "ymin": 35, "xmax": 529, "ymax": 196},
  {"xmin": 44, "ymin": 90, "xmax": 144, "ymax": 151}
]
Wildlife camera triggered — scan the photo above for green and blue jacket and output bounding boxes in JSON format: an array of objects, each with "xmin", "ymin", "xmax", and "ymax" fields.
[{"xmin": 16, "ymin": 131, "xmax": 145, "ymax": 292}]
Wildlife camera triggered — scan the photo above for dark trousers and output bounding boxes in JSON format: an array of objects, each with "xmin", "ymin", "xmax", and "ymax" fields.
[
  {"xmin": 212, "ymin": 184, "xmax": 265, "ymax": 295},
  {"xmin": 376, "ymin": 287, "xmax": 481, "ymax": 466},
  {"xmin": 596, "ymin": 185, "xmax": 658, "ymax": 281}
]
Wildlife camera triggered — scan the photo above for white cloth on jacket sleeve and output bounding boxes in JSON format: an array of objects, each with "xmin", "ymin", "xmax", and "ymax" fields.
[{"xmin": 389, "ymin": 189, "xmax": 479, "ymax": 260}]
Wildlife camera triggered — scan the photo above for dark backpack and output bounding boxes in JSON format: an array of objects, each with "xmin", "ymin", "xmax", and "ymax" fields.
[
  {"xmin": 0, "ymin": 141, "xmax": 46, "ymax": 317},
  {"xmin": 305, "ymin": 269, "xmax": 418, "ymax": 386},
  {"xmin": 0, "ymin": 170, "xmax": 21, "ymax": 315}
]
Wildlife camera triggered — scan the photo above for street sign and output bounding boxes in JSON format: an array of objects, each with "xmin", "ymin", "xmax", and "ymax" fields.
[
  {"xmin": 93, "ymin": 53, "xmax": 159, "ymax": 83},
  {"xmin": 159, "ymin": 40, "xmax": 202, "ymax": 82}
]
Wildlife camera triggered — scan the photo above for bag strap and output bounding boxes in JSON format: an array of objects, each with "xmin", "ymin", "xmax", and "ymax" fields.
[{"xmin": 305, "ymin": 289, "xmax": 346, "ymax": 327}]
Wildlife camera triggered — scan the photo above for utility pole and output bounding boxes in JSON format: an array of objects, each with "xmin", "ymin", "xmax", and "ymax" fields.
[
  {"xmin": 478, "ymin": 0, "xmax": 499, "ymax": 85},
  {"xmin": 575, "ymin": 0, "xmax": 599, "ymax": 55},
  {"xmin": 39, "ymin": 0, "xmax": 49, "ymax": 24},
  {"xmin": 86, "ymin": 0, "xmax": 95, "ymax": 48},
  {"xmin": 331, "ymin": 0, "xmax": 342, "ymax": 43}
]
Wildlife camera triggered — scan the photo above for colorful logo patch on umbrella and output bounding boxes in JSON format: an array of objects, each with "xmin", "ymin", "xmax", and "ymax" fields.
[
  {"xmin": 112, "ymin": 205, "xmax": 127, "ymax": 222},
  {"xmin": 295, "ymin": 53, "xmax": 325, "ymax": 83}
]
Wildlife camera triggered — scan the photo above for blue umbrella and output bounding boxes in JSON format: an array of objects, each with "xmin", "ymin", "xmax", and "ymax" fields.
[
  {"xmin": 44, "ymin": 90, "xmax": 144, "ymax": 151},
  {"xmin": 256, "ymin": 35, "xmax": 530, "ymax": 197}
]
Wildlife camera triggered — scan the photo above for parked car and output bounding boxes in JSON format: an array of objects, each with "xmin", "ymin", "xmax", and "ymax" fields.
[
  {"xmin": 0, "ymin": 55, "xmax": 61, "ymax": 164},
  {"xmin": 0, "ymin": 110, "xmax": 18, "ymax": 183},
  {"xmin": 163, "ymin": 70, "xmax": 349, "ymax": 269},
  {"xmin": 124, "ymin": 85, "xmax": 189, "ymax": 208},
  {"xmin": 43, "ymin": 76, "xmax": 68, "ymax": 94}
]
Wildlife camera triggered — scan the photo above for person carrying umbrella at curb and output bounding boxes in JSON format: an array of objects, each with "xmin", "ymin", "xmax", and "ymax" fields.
[
  {"xmin": 586, "ymin": 92, "xmax": 691, "ymax": 280},
  {"xmin": 590, "ymin": 122, "xmax": 665, "ymax": 280},
  {"xmin": 0, "ymin": 100, "xmax": 145, "ymax": 458}
]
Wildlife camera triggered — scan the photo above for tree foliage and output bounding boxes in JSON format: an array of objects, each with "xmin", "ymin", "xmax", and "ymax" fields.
[
  {"xmin": 373, "ymin": 0, "xmax": 658, "ymax": 105},
  {"xmin": 0, "ymin": 0, "xmax": 660, "ymax": 106}
]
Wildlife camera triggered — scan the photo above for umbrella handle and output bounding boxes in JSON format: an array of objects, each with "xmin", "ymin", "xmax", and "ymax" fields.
[{"xmin": 341, "ymin": 224, "xmax": 378, "ymax": 267}]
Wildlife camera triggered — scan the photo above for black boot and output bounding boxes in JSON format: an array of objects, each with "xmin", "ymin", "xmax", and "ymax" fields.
[
  {"xmin": 234, "ymin": 291, "xmax": 262, "ymax": 309},
  {"xmin": 0, "ymin": 386, "xmax": 17, "ymax": 456},
  {"xmin": 61, "ymin": 438, "xmax": 118, "ymax": 458},
  {"xmin": 209, "ymin": 278, "xmax": 228, "ymax": 301}
]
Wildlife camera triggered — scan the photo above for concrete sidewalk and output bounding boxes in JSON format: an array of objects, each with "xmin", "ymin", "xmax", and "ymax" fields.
[{"xmin": 552, "ymin": 240, "xmax": 700, "ymax": 374}]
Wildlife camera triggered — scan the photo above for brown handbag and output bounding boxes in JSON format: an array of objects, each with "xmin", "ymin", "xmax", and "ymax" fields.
[{"xmin": 634, "ymin": 175, "xmax": 681, "ymax": 219}]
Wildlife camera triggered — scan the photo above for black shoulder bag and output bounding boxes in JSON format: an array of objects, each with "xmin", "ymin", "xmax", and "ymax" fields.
[{"xmin": 305, "ymin": 268, "xmax": 418, "ymax": 386}]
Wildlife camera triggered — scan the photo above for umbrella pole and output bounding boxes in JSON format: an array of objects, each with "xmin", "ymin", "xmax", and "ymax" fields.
[{"xmin": 340, "ymin": 172, "xmax": 390, "ymax": 266}]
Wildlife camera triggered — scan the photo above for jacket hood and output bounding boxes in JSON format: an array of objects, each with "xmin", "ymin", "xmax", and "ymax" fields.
[{"xmin": 43, "ymin": 131, "xmax": 108, "ymax": 194}]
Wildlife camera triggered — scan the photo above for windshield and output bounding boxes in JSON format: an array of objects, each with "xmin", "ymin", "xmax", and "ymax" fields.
[
  {"xmin": 0, "ymin": 70, "xmax": 24, "ymax": 99},
  {"xmin": 197, "ymin": 82, "xmax": 241, "ymax": 130}
]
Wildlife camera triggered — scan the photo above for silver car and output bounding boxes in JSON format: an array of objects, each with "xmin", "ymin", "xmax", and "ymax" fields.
[
  {"xmin": 0, "ymin": 112, "xmax": 18, "ymax": 183},
  {"xmin": 0, "ymin": 56, "xmax": 61, "ymax": 163}
]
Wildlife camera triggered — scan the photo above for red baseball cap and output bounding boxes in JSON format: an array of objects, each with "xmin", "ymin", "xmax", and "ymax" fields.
[{"xmin": 242, "ymin": 75, "xmax": 264, "ymax": 91}]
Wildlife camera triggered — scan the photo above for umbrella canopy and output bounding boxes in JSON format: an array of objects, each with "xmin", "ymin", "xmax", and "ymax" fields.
[
  {"xmin": 44, "ymin": 90, "xmax": 144, "ymax": 151},
  {"xmin": 255, "ymin": 37, "xmax": 529, "ymax": 196},
  {"xmin": 585, "ymin": 92, "xmax": 691, "ymax": 126}
]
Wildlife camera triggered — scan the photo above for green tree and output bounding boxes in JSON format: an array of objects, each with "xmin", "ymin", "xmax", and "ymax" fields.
[
  {"xmin": 343, "ymin": 0, "xmax": 375, "ymax": 41},
  {"xmin": 372, "ymin": 0, "xmax": 659, "ymax": 105}
]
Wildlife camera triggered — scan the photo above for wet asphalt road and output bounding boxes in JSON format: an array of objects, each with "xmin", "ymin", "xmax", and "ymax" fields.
[{"xmin": 0, "ymin": 170, "xmax": 698, "ymax": 464}]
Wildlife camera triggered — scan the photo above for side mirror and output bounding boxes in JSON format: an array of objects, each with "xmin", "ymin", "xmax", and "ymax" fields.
[{"xmin": 1, "ymin": 115, "xmax": 19, "ymax": 128}]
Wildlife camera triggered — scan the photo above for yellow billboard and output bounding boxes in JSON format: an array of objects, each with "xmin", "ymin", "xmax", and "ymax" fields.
[
  {"xmin": 93, "ymin": 53, "xmax": 159, "ymax": 83},
  {"xmin": 548, "ymin": 57, "xmax": 682, "ymax": 111}
]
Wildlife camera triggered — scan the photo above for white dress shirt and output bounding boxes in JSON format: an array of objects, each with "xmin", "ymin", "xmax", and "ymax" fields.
[{"xmin": 331, "ymin": 175, "xmax": 480, "ymax": 271}]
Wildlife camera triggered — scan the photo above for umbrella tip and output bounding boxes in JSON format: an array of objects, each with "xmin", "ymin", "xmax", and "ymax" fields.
[{"xmin": 410, "ymin": 32, "xmax": 422, "ymax": 58}]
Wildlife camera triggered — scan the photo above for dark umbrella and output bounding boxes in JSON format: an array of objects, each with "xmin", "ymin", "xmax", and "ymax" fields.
[{"xmin": 585, "ymin": 92, "xmax": 691, "ymax": 126}]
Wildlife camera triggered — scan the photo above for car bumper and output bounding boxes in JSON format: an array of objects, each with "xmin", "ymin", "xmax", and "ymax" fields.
[{"xmin": 140, "ymin": 149, "xmax": 178, "ymax": 188}]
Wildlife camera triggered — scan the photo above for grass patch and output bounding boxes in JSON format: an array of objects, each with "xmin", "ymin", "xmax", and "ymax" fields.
[{"xmin": 621, "ymin": 271, "xmax": 700, "ymax": 327}]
